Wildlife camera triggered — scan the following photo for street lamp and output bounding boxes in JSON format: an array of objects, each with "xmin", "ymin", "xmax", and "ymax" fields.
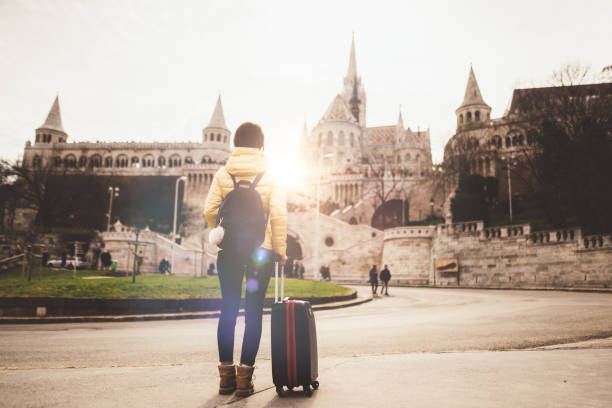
[
  {"xmin": 314, "ymin": 152, "xmax": 334, "ymax": 281},
  {"xmin": 171, "ymin": 176, "xmax": 187, "ymax": 274},
  {"xmin": 106, "ymin": 186, "xmax": 120, "ymax": 231},
  {"xmin": 503, "ymin": 156, "xmax": 516, "ymax": 222}
]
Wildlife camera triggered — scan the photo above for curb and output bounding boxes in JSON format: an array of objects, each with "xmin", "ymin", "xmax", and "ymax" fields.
[
  {"xmin": 341, "ymin": 283, "xmax": 612, "ymax": 294},
  {"xmin": 0, "ymin": 296, "xmax": 372, "ymax": 324}
]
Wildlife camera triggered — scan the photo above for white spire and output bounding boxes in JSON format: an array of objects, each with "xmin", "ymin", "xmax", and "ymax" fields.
[
  {"xmin": 459, "ymin": 65, "xmax": 489, "ymax": 108},
  {"xmin": 347, "ymin": 32, "xmax": 357, "ymax": 78},
  {"xmin": 397, "ymin": 107, "xmax": 404, "ymax": 130},
  {"xmin": 39, "ymin": 95, "xmax": 65, "ymax": 133},
  {"xmin": 206, "ymin": 95, "xmax": 228, "ymax": 130}
]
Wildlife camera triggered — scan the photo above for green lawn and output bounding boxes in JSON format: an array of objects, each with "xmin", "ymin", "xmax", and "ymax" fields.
[{"xmin": 0, "ymin": 267, "xmax": 352, "ymax": 299}]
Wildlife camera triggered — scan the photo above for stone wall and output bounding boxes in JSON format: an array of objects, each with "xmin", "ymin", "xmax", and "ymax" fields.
[
  {"xmin": 101, "ymin": 225, "xmax": 214, "ymax": 275},
  {"xmin": 382, "ymin": 220, "xmax": 612, "ymax": 289}
]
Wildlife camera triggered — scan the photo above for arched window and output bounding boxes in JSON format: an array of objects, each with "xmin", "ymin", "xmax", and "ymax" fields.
[
  {"xmin": 78, "ymin": 156, "xmax": 87, "ymax": 168},
  {"xmin": 89, "ymin": 155, "xmax": 101, "ymax": 168},
  {"xmin": 53, "ymin": 156, "xmax": 62, "ymax": 167},
  {"xmin": 216, "ymin": 134, "xmax": 221, "ymax": 142},
  {"xmin": 327, "ymin": 131, "xmax": 333, "ymax": 146},
  {"xmin": 104, "ymin": 156, "xmax": 113, "ymax": 168},
  {"xmin": 349, "ymin": 133, "xmax": 354, "ymax": 147},
  {"xmin": 142, "ymin": 155, "xmax": 154, "ymax": 167},
  {"xmin": 505, "ymin": 137, "xmax": 511, "ymax": 148},
  {"xmin": 338, "ymin": 131, "xmax": 345, "ymax": 145},
  {"xmin": 131, "ymin": 156, "xmax": 140, "ymax": 167},
  {"xmin": 405, "ymin": 153, "xmax": 411, "ymax": 163},
  {"xmin": 518, "ymin": 134, "xmax": 524, "ymax": 146},
  {"xmin": 32, "ymin": 155, "xmax": 42, "ymax": 167},
  {"xmin": 115, "ymin": 155, "xmax": 128, "ymax": 168},
  {"xmin": 459, "ymin": 114, "xmax": 464, "ymax": 124},
  {"xmin": 466, "ymin": 112, "xmax": 472, "ymax": 122},
  {"xmin": 169, "ymin": 154, "xmax": 181, "ymax": 168},
  {"xmin": 512, "ymin": 136, "xmax": 517, "ymax": 146},
  {"xmin": 475, "ymin": 110, "xmax": 481, "ymax": 121},
  {"xmin": 204, "ymin": 134, "xmax": 208, "ymax": 142},
  {"xmin": 201, "ymin": 155, "xmax": 211, "ymax": 164},
  {"xmin": 223, "ymin": 135, "xmax": 227, "ymax": 143},
  {"xmin": 158, "ymin": 156, "xmax": 166, "ymax": 167},
  {"xmin": 64, "ymin": 154, "xmax": 76, "ymax": 168},
  {"xmin": 184, "ymin": 156, "xmax": 194, "ymax": 165},
  {"xmin": 36, "ymin": 134, "xmax": 40, "ymax": 143}
]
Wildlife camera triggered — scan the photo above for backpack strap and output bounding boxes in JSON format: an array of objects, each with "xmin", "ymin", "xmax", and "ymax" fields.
[
  {"xmin": 226, "ymin": 170, "xmax": 238, "ymax": 189},
  {"xmin": 250, "ymin": 173, "xmax": 265, "ymax": 189}
]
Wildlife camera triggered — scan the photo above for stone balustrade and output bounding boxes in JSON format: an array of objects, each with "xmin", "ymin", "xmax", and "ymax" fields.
[
  {"xmin": 582, "ymin": 233, "xmax": 612, "ymax": 250},
  {"xmin": 384, "ymin": 226, "xmax": 435, "ymax": 240}
]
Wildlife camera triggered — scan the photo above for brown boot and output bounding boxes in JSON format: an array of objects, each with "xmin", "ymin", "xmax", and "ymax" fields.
[
  {"xmin": 235, "ymin": 365, "xmax": 255, "ymax": 397},
  {"xmin": 218, "ymin": 363, "xmax": 236, "ymax": 395}
]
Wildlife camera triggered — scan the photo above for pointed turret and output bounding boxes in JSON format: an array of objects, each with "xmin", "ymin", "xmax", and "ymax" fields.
[
  {"xmin": 35, "ymin": 95, "xmax": 68, "ymax": 144},
  {"xmin": 207, "ymin": 95, "xmax": 228, "ymax": 130},
  {"xmin": 455, "ymin": 66, "xmax": 491, "ymax": 129},
  {"xmin": 397, "ymin": 109, "xmax": 404, "ymax": 130},
  {"xmin": 459, "ymin": 66, "xmax": 488, "ymax": 109},
  {"xmin": 202, "ymin": 95, "xmax": 231, "ymax": 150}
]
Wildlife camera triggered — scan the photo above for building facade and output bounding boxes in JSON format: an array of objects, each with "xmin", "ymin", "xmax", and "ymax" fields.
[{"xmin": 299, "ymin": 36, "xmax": 440, "ymax": 229}]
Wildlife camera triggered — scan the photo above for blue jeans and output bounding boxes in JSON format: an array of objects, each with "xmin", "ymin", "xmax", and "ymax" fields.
[{"xmin": 217, "ymin": 248, "xmax": 273, "ymax": 366}]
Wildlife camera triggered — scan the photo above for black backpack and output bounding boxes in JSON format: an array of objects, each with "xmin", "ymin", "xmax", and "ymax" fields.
[{"xmin": 216, "ymin": 171, "xmax": 268, "ymax": 256}]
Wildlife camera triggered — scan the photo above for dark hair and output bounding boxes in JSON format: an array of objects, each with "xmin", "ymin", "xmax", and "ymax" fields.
[{"xmin": 234, "ymin": 122, "xmax": 264, "ymax": 149}]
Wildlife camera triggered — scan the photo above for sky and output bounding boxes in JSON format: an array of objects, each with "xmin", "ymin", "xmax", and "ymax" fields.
[{"xmin": 1, "ymin": 0, "xmax": 611, "ymax": 170}]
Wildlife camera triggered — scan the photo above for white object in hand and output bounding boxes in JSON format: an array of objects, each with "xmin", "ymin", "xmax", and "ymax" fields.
[{"xmin": 209, "ymin": 226, "xmax": 225, "ymax": 245}]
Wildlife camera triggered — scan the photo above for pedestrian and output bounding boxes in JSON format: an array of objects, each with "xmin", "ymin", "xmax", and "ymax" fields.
[
  {"xmin": 369, "ymin": 265, "xmax": 378, "ymax": 296},
  {"xmin": 61, "ymin": 251, "xmax": 67, "ymax": 268},
  {"xmin": 41, "ymin": 249, "xmax": 49, "ymax": 267},
  {"xmin": 92, "ymin": 244, "xmax": 101, "ymax": 270},
  {"xmin": 299, "ymin": 263, "xmax": 305, "ymax": 280},
  {"xmin": 319, "ymin": 265, "xmax": 325, "ymax": 281},
  {"xmin": 380, "ymin": 264, "xmax": 391, "ymax": 296},
  {"xmin": 204, "ymin": 122, "xmax": 287, "ymax": 397},
  {"xmin": 100, "ymin": 251, "xmax": 111, "ymax": 271},
  {"xmin": 208, "ymin": 262, "xmax": 216, "ymax": 276},
  {"xmin": 158, "ymin": 258, "xmax": 168, "ymax": 274},
  {"xmin": 293, "ymin": 262, "xmax": 299, "ymax": 278}
]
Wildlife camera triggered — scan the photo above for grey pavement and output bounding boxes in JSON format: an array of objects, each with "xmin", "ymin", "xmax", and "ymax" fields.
[{"xmin": 2, "ymin": 286, "xmax": 612, "ymax": 407}]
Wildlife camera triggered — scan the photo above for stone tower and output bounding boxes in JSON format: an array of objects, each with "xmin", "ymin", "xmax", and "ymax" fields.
[
  {"xmin": 455, "ymin": 66, "xmax": 491, "ymax": 129},
  {"xmin": 35, "ymin": 95, "xmax": 68, "ymax": 145},
  {"xmin": 202, "ymin": 95, "xmax": 231, "ymax": 150}
]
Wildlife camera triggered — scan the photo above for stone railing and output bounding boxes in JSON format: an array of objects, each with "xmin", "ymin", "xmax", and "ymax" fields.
[
  {"xmin": 384, "ymin": 226, "xmax": 436, "ymax": 240},
  {"xmin": 482, "ymin": 224, "xmax": 531, "ymax": 239},
  {"xmin": 527, "ymin": 227, "xmax": 582, "ymax": 245},
  {"xmin": 581, "ymin": 233, "xmax": 612, "ymax": 250},
  {"xmin": 437, "ymin": 221, "xmax": 484, "ymax": 236}
]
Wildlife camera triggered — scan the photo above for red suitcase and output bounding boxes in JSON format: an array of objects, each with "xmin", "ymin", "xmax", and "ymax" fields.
[{"xmin": 271, "ymin": 263, "xmax": 319, "ymax": 397}]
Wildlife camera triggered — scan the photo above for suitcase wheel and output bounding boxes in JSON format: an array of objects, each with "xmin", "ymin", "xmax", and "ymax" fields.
[
  {"xmin": 287, "ymin": 386, "xmax": 294, "ymax": 391},
  {"xmin": 312, "ymin": 381, "xmax": 319, "ymax": 390},
  {"xmin": 304, "ymin": 384, "xmax": 312, "ymax": 397},
  {"xmin": 276, "ymin": 385, "xmax": 284, "ymax": 397}
]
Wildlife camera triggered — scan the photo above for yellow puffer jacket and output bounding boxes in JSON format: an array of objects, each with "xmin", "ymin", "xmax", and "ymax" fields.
[{"xmin": 204, "ymin": 147, "xmax": 287, "ymax": 257}]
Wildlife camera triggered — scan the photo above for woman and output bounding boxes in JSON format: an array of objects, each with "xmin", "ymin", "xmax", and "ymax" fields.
[{"xmin": 204, "ymin": 122, "xmax": 287, "ymax": 397}]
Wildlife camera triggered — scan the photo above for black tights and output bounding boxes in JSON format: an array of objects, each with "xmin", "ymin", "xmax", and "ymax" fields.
[{"xmin": 217, "ymin": 249, "xmax": 273, "ymax": 366}]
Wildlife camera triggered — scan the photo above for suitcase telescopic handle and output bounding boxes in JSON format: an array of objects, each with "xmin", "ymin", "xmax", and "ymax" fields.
[{"xmin": 274, "ymin": 262, "xmax": 285, "ymax": 304}]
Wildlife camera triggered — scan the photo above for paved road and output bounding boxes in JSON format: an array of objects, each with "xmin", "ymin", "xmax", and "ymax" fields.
[{"xmin": 2, "ymin": 287, "xmax": 612, "ymax": 407}]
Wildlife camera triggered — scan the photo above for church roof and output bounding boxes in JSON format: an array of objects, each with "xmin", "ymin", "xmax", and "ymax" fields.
[
  {"xmin": 321, "ymin": 94, "xmax": 357, "ymax": 123},
  {"xmin": 38, "ymin": 95, "xmax": 66, "ymax": 133},
  {"xmin": 458, "ymin": 66, "xmax": 489, "ymax": 109},
  {"xmin": 206, "ymin": 95, "xmax": 228, "ymax": 130},
  {"xmin": 366, "ymin": 126, "xmax": 395, "ymax": 145}
]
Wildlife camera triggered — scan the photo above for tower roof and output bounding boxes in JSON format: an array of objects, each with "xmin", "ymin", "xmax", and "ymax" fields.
[
  {"xmin": 346, "ymin": 33, "xmax": 357, "ymax": 78},
  {"xmin": 397, "ymin": 109, "xmax": 404, "ymax": 130},
  {"xmin": 38, "ymin": 95, "xmax": 66, "ymax": 133},
  {"xmin": 458, "ymin": 66, "xmax": 489, "ymax": 109},
  {"xmin": 206, "ymin": 95, "xmax": 228, "ymax": 130}
]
